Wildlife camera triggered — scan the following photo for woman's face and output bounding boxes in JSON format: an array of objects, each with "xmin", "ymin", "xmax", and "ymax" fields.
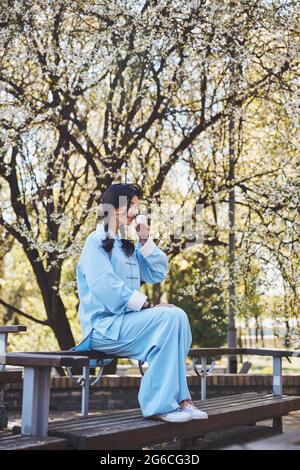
[{"xmin": 116, "ymin": 195, "xmax": 140, "ymax": 226}]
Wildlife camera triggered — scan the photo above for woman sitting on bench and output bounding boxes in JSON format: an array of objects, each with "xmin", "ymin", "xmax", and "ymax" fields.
[{"xmin": 74, "ymin": 182, "xmax": 207, "ymax": 423}]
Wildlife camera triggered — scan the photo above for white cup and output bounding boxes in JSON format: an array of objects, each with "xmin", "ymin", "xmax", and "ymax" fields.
[{"xmin": 135, "ymin": 214, "xmax": 147, "ymax": 225}]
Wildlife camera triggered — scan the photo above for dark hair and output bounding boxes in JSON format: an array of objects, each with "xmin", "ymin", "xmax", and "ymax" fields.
[{"xmin": 99, "ymin": 183, "xmax": 142, "ymax": 257}]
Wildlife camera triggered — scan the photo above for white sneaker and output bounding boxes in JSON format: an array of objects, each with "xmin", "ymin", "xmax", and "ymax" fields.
[
  {"xmin": 180, "ymin": 403, "xmax": 208, "ymax": 419},
  {"xmin": 151, "ymin": 407, "xmax": 193, "ymax": 423}
]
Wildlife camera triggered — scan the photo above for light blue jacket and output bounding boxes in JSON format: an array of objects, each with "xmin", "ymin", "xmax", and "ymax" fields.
[{"xmin": 76, "ymin": 222, "xmax": 169, "ymax": 342}]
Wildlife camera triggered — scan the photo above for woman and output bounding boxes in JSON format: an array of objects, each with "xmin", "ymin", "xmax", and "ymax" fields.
[{"xmin": 74, "ymin": 183, "xmax": 208, "ymax": 422}]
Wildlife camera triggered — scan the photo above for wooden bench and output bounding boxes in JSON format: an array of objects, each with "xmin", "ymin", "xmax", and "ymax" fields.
[
  {"xmin": 189, "ymin": 347, "xmax": 300, "ymax": 432},
  {"xmin": 0, "ymin": 429, "xmax": 67, "ymax": 450},
  {"xmin": 2, "ymin": 353, "xmax": 89, "ymax": 437},
  {"xmin": 26, "ymin": 349, "xmax": 145, "ymax": 417},
  {"xmin": 9, "ymin": 347, "xmax": 300, "ymax": 450},
  {"xmin": 0, "ymin": 326, "xmax": 27, "ymax": 354},
  {"xmin": 0, "ymin": 371, "xmax": 23, "ymax": 430},
  {"xmin": 44, "ymin": 392, "xmax": 300, "ymax": 449},
  {"xmin": 43, "ymin": 347, "xmax": 300, "ymax": 449},
  {"xmin": 0, "ymin": 326, "xmax": 65, "ymax": 449},
  {"xmin": 0, "ymin": 326, "xmax": 26, "ymax": 428}
]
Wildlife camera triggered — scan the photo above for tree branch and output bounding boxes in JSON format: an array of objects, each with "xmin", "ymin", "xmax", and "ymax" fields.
[{"xmin": 0, "ymin": 297, "xmax": 49, "ymax": 326}]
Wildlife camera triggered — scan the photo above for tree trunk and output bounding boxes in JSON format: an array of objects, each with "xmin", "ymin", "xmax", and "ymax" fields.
[
  {"xmin": 284, "ymin": 319, "xmax": 291, "ymax": 348},
  {"xmin": 255, "ymin": 316, "xmax": 259, "ymax": 346},
  {"xmin": 26, "ymin": 248, "xmax": 75, "ymax": 350},
  {"xmin": 260, "ymin": 320, "xmax": 265, "ymax": 348},
  {"xmin": 227, "ymin": 111, "xmax": 237, "ymax": 373},
  {"xmin": 152, "ymin": 283, "xmax": 162, "ymax": 305},
  {"xmin": 48, "ymin": 291, "xmax": 75, "ymax": 350}
]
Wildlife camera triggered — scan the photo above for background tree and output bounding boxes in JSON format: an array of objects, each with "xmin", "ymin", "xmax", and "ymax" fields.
[{"xmin": 0, "ymin": 0, "xmax": 298, "ymax": 355}]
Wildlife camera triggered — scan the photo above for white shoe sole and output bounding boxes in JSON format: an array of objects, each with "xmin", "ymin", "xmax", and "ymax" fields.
[
  {"xmin": 181, "ymin": 408, "xmax": 208, "ymax": 420},
  {"xmin": 150, "ymin": 414, "xmax": 193, "ymax": 423},
  {"xmin": 187, "ymin": 413, "xmax": 208, "ymax": 420}
]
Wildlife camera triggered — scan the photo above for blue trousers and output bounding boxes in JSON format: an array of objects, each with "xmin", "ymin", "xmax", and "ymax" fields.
[{"xmin": 89, "ymin": 305, "xmax": 192, "ymax": 417}]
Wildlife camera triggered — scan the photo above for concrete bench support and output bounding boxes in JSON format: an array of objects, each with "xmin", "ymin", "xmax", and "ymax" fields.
[{"xmin": 22, "ymin": 366, "xmax": 51, "ymax": 437}]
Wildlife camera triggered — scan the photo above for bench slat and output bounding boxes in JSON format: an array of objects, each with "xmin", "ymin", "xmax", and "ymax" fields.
[
  {"xmin": 189, "ymin": 348, "xmax": 300, "ymax": 358},
  {"xmin": 13, "ymin": 392, "xmax": 258, "ymax": 435},
  {"xmin": 0, "ymin": 326, "xmax": 27, "ymax": 333},
  {"xmin": 3, "ymin": 353, "xmax": 89, "ymax": 368},
  {"xmin": 44, "ymin": 393, "xmax": 276, "ymax": 433},
  {"xmin": 29, "ymin": 348, "xmax": 300, "ymax": 360},
  {"xmin": 28, "ymin": 350, "xmax": 127, "ymax": 360},
  {"xmin": 46, "ymin": 393, "xmax": 300, "ymax": 450},
  {"xmin": 0, "ymin": 433, "xmax": 67, "ymax": 450},
  {"xmin": 47, "ymin": 394, "xmax": 290, "ymax": 435}
]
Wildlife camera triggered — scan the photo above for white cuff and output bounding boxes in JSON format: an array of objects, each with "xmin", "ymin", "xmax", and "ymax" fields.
[
  {"xmin": 139, "ymin": 236, "xmax": 156, "ymax": 258},
  {"xmin": 127, "ymin": 290, "xmax": 147, "ymax": 311}
]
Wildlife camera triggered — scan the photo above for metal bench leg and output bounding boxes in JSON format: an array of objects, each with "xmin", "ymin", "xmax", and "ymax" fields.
[
  {"xmin": 273, "ymin": 416, "xmax": 283, "ymax": 432},
  {"xmin": 0, "ymin": 332, "xmax": 8, "ymax": 393},
  {"xmin": 192, "ymin": 356, "xmax": 213, "ymax": 401},
  {"xmin": 0, "ymin": 332, "xmax": 8, "ymax": 366},
  {"xmin": 81, "ymin": 365, "xmax": 90, "ymax": 417},
  {"xmin": 200, "ymin": 357, "xmax": 207, "ymax": 400},
  {"xmin": 0, "ymin": 333, "xmax": 8, "ymax": 428},
  {"xmin": 272, "ymin": 357, "xmax": 283, "ymax": 433},
  {"xmin": 273, "ymin": 357, "xmax": 282, "ymax": 396},
  {"xmin": 21, "ymin": 366, "xmax": 51, "ymax": 437}
]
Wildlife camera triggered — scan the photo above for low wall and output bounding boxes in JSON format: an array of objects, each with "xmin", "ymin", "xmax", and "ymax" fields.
[{"xmin": 4, "ymin": 374, "xmax": 300, "ymax": 413}]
